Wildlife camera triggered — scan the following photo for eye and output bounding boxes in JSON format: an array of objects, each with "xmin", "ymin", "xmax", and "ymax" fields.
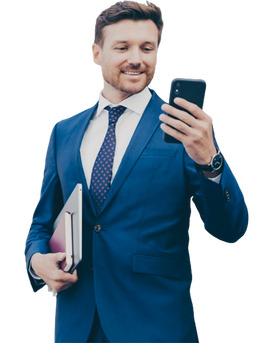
[
  {"xmin": 142, "ymin": 46, "xmax": 154, "ymax": 53},
  {"xmin": 115, "ymin": 46, "xmax": 128, "ymax": 52}
]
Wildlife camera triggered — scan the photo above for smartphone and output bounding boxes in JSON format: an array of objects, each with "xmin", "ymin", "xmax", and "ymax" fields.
[{"xmin": 163, "ymin": 78, "xmax": 206, "ymax": 143}]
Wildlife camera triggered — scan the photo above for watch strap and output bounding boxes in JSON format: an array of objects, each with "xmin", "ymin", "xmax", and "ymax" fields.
[{"xmin": 195, "ymin": 151, "xmax": 223, "ymax": 172}]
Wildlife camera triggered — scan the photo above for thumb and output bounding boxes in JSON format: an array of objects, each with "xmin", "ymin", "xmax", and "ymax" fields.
[{"xmin": 54, "ymin": 252, "xmax": 66, "ymax": 262}]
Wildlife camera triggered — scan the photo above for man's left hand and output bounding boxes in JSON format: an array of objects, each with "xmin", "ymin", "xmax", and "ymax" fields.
[{"xmin": 160, "ymin": 98, "xmax": 217, "ymax": 165}]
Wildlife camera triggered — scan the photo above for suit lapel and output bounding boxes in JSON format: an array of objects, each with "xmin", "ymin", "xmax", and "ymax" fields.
[
  {"xmin": 100, "ymin": 90, "xmax": 164, "ymax": 213},
  {"xmin": 70, "ymin": 91, "xmax": 164, "ymax": 217}
]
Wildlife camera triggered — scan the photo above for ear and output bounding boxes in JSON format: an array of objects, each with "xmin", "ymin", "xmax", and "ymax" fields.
[{"xmin": 89, "ymin": 41, "xmax": 101, "ymax": 69}]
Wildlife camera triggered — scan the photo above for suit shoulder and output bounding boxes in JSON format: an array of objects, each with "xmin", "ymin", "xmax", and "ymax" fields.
[{"xmin": 56, "ymin": 103, "xmax": 98, "ymax": 128}]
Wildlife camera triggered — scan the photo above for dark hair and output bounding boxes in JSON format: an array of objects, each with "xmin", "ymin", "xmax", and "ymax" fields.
[{"xmin": 95, "ymin": 1, "xmax": 163, "ymax": 46}]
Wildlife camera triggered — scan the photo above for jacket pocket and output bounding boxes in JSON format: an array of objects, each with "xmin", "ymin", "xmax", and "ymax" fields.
[{"xmin": 132, "ymin": 255, "xmax": 191, "ymax": 281}]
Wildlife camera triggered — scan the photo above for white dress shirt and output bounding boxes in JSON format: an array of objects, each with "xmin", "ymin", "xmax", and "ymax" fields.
[{"xmin": 80, "ymin": 87, "xmax": 152, "ymax": 188}]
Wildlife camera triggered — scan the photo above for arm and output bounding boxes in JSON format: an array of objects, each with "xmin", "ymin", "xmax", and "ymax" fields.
[
  {"xmin": 25, "ymin": 125, "xmax": 62, "ymax": 292},
  {"xmin": 25, "ymin": 125, "xmax": 78, "ymax": 292},
  {"xmin": 160, "ymin": 98, "xmax": 248, "ymax": 242},
  {"xmin": 185, "ymin": 152, "xmax": 248, "ymax": 242}
]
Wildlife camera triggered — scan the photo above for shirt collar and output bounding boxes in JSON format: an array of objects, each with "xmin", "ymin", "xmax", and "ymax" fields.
[{"xmin": 96, "ymin": 87, "xmax": 152, "ymax": 117}]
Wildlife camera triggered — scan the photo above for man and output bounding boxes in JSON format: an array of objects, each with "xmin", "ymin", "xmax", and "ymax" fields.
[{"xmin": 25, "ymin": 1, "xmax": 248, "ymax": 342}]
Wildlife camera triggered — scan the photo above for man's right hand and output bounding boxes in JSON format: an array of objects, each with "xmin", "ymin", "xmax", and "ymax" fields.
[{"xmin": 31, "ymin": 253, "xmax": 78, "ymax": 293}]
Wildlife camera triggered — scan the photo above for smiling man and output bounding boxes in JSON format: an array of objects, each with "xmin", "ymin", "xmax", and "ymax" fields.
[
  {"xmin": 25, "ymin": 2, "xmax": 248, "ymax": 343},
  {"xmin": 90, "ymin": 2, "xmax": 166, "ymax": 103},
  {"xmin": 93, "ymin": 12, "xmax": 159, "ymax": 103}
]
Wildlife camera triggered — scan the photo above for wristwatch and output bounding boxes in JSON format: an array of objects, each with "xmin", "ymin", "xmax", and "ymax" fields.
[{"xmin": 196, "ymin": 150, "xmax": 224, "ymax": 173}]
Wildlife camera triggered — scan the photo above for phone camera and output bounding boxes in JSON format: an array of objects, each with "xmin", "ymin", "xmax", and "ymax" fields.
[
  {"xmin": 175, "ymin": 82, "xmax": 180, "ymax": 94},
  {"xmin": 175, "ymin": 88, "xmax": 179, "ymax": 94}
]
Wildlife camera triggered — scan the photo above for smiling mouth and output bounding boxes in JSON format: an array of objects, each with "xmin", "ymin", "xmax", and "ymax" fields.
[{"xmin": 122, "ymin": 71, "xmax": 145, "ymax": 76}]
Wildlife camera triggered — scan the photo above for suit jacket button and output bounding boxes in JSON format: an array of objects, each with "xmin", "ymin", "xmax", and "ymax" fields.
[
  {"xmin": 224, "ymin": 187, "xmax": 231, "ymax": 202},
  {"xmin": 94, "ymin": 224, "xmax": 102, "ymax": 233}
]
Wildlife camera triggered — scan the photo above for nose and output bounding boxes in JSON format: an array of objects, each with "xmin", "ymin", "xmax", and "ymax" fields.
[{"xmin": 127, "ymin": 47, "xmax": 142, "ymax": 66}]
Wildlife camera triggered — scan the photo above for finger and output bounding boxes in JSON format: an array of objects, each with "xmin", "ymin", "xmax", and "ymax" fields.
[
  {"xmin": 173, "ymin": 98, "xmax": 206, "ymax": 120},
  {"xmin": 160, "ymin": 123, "xmax": 187, "ymax": 144},
  {"xmin": 55, "ymin": 268, "xmax": 78, "ymax": 282},
  {"xmin": 51, "ymin": 280, "xmax": 75, "ymax": 293},
  {"xmin": 160, "ymin": 114, "xmax": 192, "ymax": 136},
  {"xmin": 161, "ymin": 103, "xmax": 194, "ymax": 125},
  {"xmin": 47, "ymin": 269, "xmax": 78, "ymax": 291},
  {"xmin": 54, "ymin": 252, "xmax": 66, "ymax": 262},
  {"xmin": 69, "ymin": 270, "xmax": 78, "ymax": 282}
]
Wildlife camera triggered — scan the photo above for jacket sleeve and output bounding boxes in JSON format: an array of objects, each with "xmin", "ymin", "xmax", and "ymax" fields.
[
  {"xmin": 25, "ymin": 124, "xmax": 64, "ymax": 292},
  {"xmin": 184, "ymin": 151, "xmax": 248, "ymax": 243}
]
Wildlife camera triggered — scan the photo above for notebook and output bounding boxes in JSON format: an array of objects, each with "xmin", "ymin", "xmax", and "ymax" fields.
[{"xmin": 49, "ymin": 183, "xmax": 82, "ymax": 273}]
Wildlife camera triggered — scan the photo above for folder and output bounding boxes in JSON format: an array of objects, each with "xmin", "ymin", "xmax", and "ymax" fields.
[
  {"xmin": 49, "ymin": 184, "xmax": 82, "ymax": 273},
  {"xmin": 49, "ymin": 211, "xmax": 73, "ymax": 271}
]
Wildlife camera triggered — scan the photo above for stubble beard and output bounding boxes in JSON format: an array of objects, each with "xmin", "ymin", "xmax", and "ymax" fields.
[{"xmin": 103, "ymin": 67, "xmax": 155, "ymax": 97}]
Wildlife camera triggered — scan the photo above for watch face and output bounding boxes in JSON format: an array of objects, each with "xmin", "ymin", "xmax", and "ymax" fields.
[{"xmin": 211, "ymin": 153, "xmax": 223, "ymax": 170}]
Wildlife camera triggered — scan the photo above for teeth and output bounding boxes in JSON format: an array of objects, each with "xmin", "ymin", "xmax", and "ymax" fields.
[{"xmin": 123, "ymin": 71, "xmax": 142, "ymax": 75}]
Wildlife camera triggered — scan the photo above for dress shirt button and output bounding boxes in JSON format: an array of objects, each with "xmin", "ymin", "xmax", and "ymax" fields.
[{"xmin": 94, "ymin": 224, "xmax": 102, "ymax": 233}]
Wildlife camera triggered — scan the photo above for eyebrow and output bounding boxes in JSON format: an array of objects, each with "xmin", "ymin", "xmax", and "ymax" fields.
[{"xmin": 112, "ymin": 40, "xmax": 157, "ymax": 46}]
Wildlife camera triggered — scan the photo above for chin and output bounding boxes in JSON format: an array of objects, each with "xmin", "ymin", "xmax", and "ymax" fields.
[
  {"xmin": 122, "ymin": 85, "xmax": 146, "ymax": 95},
  {"xmin": 104, "ymin": 73, "xmax": 153, "ymax": 97},
  {"xmin": 120, "ymin": 80, "xmax": 151, "ymax": 95}
]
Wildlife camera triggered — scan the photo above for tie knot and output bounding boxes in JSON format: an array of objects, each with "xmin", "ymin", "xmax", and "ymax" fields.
[{"xmin": 105, "ymin": 105, "xmax": 127, "ymax": 124}]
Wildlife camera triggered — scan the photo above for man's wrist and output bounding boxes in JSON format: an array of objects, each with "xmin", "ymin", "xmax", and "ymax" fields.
[
  {"xmin": 29, "ymin": 253, "xmax": 42, "ymax": 280},
  {"xmin": 195, "ymin": 150, "xmax": 224, "ymax": 176},
  {"xmin": 31, "ymin": 252, "xmax": 41, "ymax": 267}
]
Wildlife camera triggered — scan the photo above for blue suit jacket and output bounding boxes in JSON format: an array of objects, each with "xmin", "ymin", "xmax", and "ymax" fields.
[{"xmin": 25, "ymin": 90, "xmax": 248, "ymax": 343}]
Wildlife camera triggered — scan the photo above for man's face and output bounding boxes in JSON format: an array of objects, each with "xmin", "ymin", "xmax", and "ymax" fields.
[{"xmin": 93, "ymin": 19, "xmax": 159, "ymax": 102}]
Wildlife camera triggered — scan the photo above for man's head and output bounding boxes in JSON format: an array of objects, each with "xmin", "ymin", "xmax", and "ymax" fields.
[{"xmin": 92, "ymin": 1, "xmax": 163, "ymax": 103}]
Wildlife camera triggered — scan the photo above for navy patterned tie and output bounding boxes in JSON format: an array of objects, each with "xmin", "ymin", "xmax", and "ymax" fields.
[{"xmin": 90, "ymin": 105, "xmax": 127, "ymax": 214}]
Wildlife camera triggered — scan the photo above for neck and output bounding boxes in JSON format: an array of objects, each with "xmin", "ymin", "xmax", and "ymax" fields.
[{"xmin": 102, "ymin": 82, "xmax": 135, "ymax": 104}]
